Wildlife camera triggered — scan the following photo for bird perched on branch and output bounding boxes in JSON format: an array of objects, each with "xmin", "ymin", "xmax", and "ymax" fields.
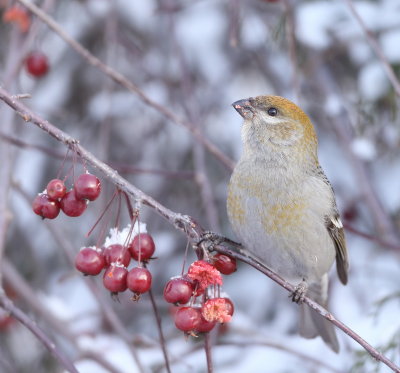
[{"xmin": 227, "ymin": 95, "xmax": 349, "ymax": 352}]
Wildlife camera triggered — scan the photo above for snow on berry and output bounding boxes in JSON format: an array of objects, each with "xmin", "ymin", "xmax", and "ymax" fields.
[
  {"xmin": 201, "ymin": 298, "xmax": 232, "ymax": 323},
  {"xmin": 103, "ymin": 223, "xmax": 147, "ymax": 248},
  {"xmin": 187, "ymin": 260, "xmax": 222, "ymax": 291}
]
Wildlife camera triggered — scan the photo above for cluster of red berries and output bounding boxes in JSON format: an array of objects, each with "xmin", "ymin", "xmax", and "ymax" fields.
[
  {"xmin": 164, "ymin": 254, "xmax": 237, "ymax": 335},
  {"xmin": 75, "ymin": 233, "xmax": 155, "ymax": 298},
  {"xmin": 32, "ymin": 173, "xmax": 101, "ymax": 219}
]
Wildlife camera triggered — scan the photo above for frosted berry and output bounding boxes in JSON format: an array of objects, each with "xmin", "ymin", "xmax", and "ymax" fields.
[
  {"xmin": 46, "ymin": 179, "xmax": 66, "ymax": 199},
  {"xmin": 103, "ymin": 265, "xmax": 128, "ymax": 293},
  {"xmin": 104, "ymin": 244, "xmax": 131, "ymax": 267},
  {"xmin": 129, "ymin": 233, "xmax": 155, "ymax": 261},
  {"xmin": 60, "ymin": 190, "xmax": 87, "ymax": 217},
  {"xmin": 74, "ymin": 173, "xmax": 101, "ymax": 201},
  {"xmin": 75, "ymin": 247, "xmax": 105, "ymax": 276},
  {"xmin": 25, "ymin": 52, "xmax": 49, "ymax": 77},
  {"xmin": 174, "ymin": 307, "xmax": 201, "ymax": 332},
  {"xmin": 213, "ymin": 253, "xmax": 237, "ymax": 275},
  {"xmin": 164, "ymin": 277, "xmax": 194, "ymax": 305},
  {"xmin": 127, "ymin": 267, "xmax": 152, "ymax": 294},
  {"xmin": 32, "ymin": 194, "xmax": 60, "ymax": 219}
]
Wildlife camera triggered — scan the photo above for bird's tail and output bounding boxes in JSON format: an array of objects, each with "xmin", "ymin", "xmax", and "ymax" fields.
[{"xmin": 299, "ymin": 274, "xmax": 339, "ymax": 352}]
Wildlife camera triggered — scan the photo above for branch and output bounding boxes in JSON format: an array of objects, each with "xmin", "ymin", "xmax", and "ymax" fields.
[
  {"xmin": 1, "ymin": 87, "xmax": 399, "ymax": 373},
  {"xmin": 15, "ymin": 0, "xmax": 234, "ymax": 170},
  {"xmin": 211, "ymin": 244, "xmax": 400, "ymax": 373},
  {"xmin": 0, "ymin": 291, "xmax": 79, "ymax": 373},
  {"xmin": 345, "ymin": 0, "xmax": 400, "ymax": 97},
  {"xmin": 0, "ymin": 86, "xmax": 203, "ymax": 241}
]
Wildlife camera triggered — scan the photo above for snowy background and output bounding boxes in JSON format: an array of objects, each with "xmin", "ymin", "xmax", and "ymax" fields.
[{"xmin": 1, "ymin": 0, "xmax": 400, "ymax": 372}]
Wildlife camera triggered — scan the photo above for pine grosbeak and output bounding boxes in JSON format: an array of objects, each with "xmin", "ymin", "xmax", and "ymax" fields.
[{"xmin": 227, "ymin": 95, "xmax": 349, "ymax": 352}]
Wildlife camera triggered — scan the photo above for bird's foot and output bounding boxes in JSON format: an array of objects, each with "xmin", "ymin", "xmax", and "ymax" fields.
[{"xmin": 290, "ymin": 280, "xmax": 308, "ymax": 304}]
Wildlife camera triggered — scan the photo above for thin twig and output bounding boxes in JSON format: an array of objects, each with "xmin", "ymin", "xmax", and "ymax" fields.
[
  {"xmin": 211, "ymin": 243, "xmax": 400, "ymax": 373},
  {"xmin": 16, "ymin": 0, "xmax": 234, "ymax": 170},
  {"xmin": 204, "ymin": 332, "xmax": 214, "ymax": 373},
  {"xmin": 344, "ymin": 0, "xmax": 400, "ymax": 97},
  {"xmin": 0, "ymin": 291, "xmax": 79, "ymax": 373},
  {"xmin": 148, "ymin": 289, "xmax": 171, "ymax": 373},
  {"xmin": 0, "ymin": 133, "xmax": 195, "ymax": 179},
  {"xmin": 282, "ymin": 0, "xmax": 300, "ymax": 101},
  {"xmin": 0, "ymin": 87, "xmax": 204, "ymax": 241},
  {"xmin": 345, "ymin": 223, "xmax": 400, "ymax": 252},
  {"xmin": 218, "ymin": 341, "xmax": 343, "ymax": 373}
]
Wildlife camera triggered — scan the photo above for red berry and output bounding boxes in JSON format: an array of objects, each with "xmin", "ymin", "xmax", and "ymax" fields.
[
  {"xmin": 103, "ymin": 265, "xmax": 128, "ymax": 293},
  {"xmin": 25, "ymin": 52, "xmax": 49, "ymax": 77},
  {"xmin": 129, "ymin": 233, "xmax": 155, "ymax": 261},
  {"xmin": 32, "ymin": 194, "xmax": 60, "ymax": 219},
  {"xmin": 163, "ymin": 277, "xmax": 194, "ymax": 304},
  {"xmin": 213, "ymin": 253, "xmax": 237, "ymax": 275},
  {"xmin": 127, "ymin": 267, "xmax": 152, "ymax": 294},
  {"xmin": 174, "ymin": 307, "xmax": 201, "ymax": 332},
  {"xmin": 196, "ymin": 317, "xmax": 216, "ymax": 333},
  {"xmin": 75, "ymin": 247, "xmax": 105, "ymax": 276},
  {"xmin": 46, "ymin": 179, "xmax": 66, "ymax": 199},
  {"xmin": 74, "ymin": 173, "xmax": 101, "ymax": 201},
  {"xmin": 60, "ymin": 190, "xmax": 87, "ymax": 217},
  {"xmin": 104, "ymin": 244, "xmax": 131, "ymax": 267}
]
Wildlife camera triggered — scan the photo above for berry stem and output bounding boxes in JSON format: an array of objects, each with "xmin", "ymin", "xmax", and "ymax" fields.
[
  {"xmin": 113, "ymin": 191, "xmax": 122, "ymax": 230},
  {"xmin": 86, "ymin": 188, "xmax": 118, "ymax": 238},
  {"xmin": 180, "ymin": 239, "xmax": 190, "ymax": 276},
  {"xmin": 148, "ymin": 289, "xmax": 171, "ymax": 373},
  {"xmin": 204, "ymin": 331, "xmax": 214, "ymax": 373},
  {"xmin": 57, "ymin": 148, "xmax": 70, "ymax": 180}
]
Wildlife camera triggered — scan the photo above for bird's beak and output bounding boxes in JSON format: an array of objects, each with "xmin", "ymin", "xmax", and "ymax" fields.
[{"xmin": 232, "ymin": 98, "xmax": 254, "ymax": 119}]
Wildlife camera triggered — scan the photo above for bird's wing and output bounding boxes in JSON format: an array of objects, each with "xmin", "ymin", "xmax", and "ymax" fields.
[
  {"xmin": 326, "ymin": 214, "xmax": 349, "ymax": 285},
  {"xmin": 314, "ymin": 164, "xmax": 349, "ymax": 285}
]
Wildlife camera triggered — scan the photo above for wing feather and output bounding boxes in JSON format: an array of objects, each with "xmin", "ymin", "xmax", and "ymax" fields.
[{"xmin": 326, "ymin": 215, "xmax": 349, "ymax": 285}]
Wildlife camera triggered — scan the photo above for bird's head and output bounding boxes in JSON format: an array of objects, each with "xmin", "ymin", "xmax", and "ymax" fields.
[{"xmin": 232, "ymin": 95, "xmax": 318, "ymax": 165}]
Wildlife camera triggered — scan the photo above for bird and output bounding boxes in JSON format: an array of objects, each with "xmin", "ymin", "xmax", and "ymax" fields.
[{"xmin": 227, "ymin": 95, "xmax": 349, "ymax": 352}]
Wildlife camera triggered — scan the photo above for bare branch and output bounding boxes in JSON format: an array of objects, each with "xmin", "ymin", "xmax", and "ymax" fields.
[
  {"xmin": 345, "ymin": 0, "xmax": 400, "ymax": 97},
  {"xmin": 0, "ymin": 291, "xmax": 79, "ymax": 373},
  {"xmin": 16, "ymin": 0, "xmax": 234, "ymax": 170}
]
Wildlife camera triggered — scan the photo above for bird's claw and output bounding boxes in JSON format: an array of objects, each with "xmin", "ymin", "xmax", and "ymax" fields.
[
  {"xmin": 196, "ymin": 231, "xmax": 224, "ymax": 252},
  {"xmin": 290, "ymin": 281, "xmax": 308, "ymax": 304}
]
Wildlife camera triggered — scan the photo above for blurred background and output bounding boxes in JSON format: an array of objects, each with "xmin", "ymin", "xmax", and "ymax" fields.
[{"xmin": 1, "ymin": 0, "xmax": 400, "ymax": 372}]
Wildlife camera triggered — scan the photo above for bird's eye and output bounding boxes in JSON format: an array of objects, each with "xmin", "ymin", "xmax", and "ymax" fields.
[{"xmin": 267, "ymin": 107, "xmax": 278, "ymax": 116}]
